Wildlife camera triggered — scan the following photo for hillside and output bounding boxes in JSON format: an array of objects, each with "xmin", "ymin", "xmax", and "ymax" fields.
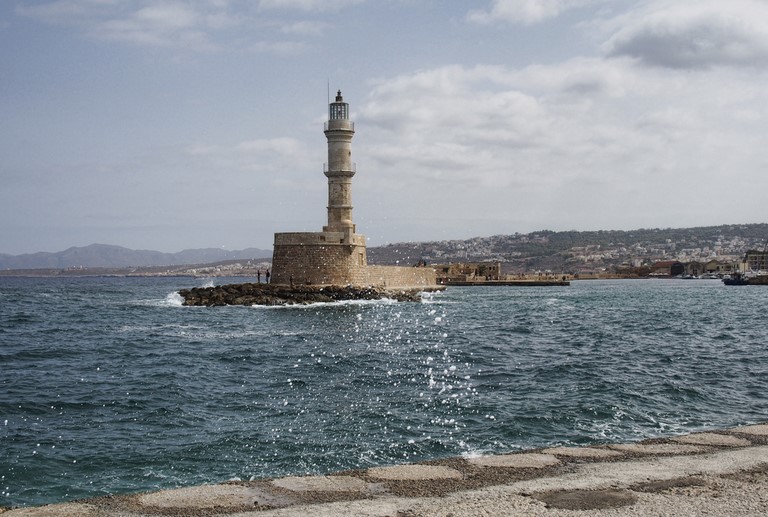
[{"xmin": 367, "ymin": 223, "xmax": 768, "ymax": 273}]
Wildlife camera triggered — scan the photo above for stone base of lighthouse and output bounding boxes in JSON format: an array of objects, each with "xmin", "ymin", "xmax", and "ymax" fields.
[
  {"xmin": 271, "ymin": 231, "xmax": 437, "ymax": 289},
  {"xmin": 271, "ymin": 231, "xmax": 368, "ymax": 286}
]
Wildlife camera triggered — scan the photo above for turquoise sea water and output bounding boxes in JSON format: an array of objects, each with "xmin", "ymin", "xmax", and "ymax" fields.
[{"xmin": 1, "ymin": 277, "xmax": 767, "ymax": 507}]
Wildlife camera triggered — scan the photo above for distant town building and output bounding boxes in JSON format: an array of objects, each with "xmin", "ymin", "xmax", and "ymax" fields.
[
  {"xmin": 652, "ymin": 259, "xmax": 738, "ymax": 277},
  {"xmin": 650, "ymin": 261, "xmax": 685, "ymax": 277},
  {"xmin": 433, "ymin": 262, "xmax": 502, "ymax": 283},
  {"xmin": 685, "ymin": 261, "xmax": 704, "ymax": 277},
  {"xmin": 744, "ymin": 249, "xmax": 768, "ymax": 272},
  {"xmin": 704, "ymin": 259, "xmax": 736, "ymax": 276}
]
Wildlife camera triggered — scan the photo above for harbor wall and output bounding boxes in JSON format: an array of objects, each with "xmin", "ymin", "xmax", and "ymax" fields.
[{"xmin": 366, "ymin": 265, "xmax": 437, "ymax": 289}]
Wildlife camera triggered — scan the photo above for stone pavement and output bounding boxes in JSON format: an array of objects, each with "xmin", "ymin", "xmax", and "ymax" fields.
[{"xmin": 3, "ymin": 424, "xmax": 768, "ymax": 516}]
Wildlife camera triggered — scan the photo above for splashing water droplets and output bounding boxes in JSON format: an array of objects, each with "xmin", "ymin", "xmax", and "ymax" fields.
[{"xmin": 5, "ymin": 278, "xmax": 763, "ymax": 508}]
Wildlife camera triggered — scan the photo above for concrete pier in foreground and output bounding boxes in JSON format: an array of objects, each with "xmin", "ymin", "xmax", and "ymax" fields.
[{"xmin": 3, "ymin": 424, "xmax": 768, "ymax": 516}]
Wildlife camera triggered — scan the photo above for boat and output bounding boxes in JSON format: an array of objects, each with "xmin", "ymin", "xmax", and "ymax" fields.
[
  {"xmin": 723, "ymin": 272, "xmax": 750, "ymax": 286},
  {"xmin": 722, "ymin": 271, "xmax": 768, "ymax": 286}
]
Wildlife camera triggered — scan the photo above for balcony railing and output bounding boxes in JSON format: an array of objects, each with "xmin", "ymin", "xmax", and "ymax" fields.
[
  {"xmin": 324, "ymin": 121, "xmax": 355, "ymax": 131},
  {"xmin": 324, "ymin": 163, "xmax": 356, "ymax": 173}
]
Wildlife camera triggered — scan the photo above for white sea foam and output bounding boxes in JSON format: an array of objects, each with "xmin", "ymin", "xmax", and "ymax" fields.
[
  {"xmin": 250, "ymin": 298, "xmax": 399, "ymax": 309},
  {"xmin": 136, "ymin": 291, "xmax": 186, "ymax": 308},
  {"xmin": 163, "ymin": 292, "xmax": 184, "ymax": 307},
  {"xmin": 460, "ymin": 450, "xmax": 487, "ymax": 460},
  {"xmin": 420, "ymin": 289, "xmax": 452, "ymax": 303}
]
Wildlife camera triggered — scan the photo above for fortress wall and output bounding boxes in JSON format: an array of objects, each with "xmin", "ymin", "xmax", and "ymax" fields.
[
  {"xmin": 272, "ymin": 232, "xmax": 367, "ymax": 286},
  {"xmin": 273, "ymin": 232, "xmax": 365, "ymax": 247},
  {"xmin": 365, "ymin": 265, "xmax": 437, "ymax": 289}
]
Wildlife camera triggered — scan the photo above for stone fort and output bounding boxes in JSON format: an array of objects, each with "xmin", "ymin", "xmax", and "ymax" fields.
[{"xmin": 271, "ymin": 91, "xmax": 436, "ymax": 289}]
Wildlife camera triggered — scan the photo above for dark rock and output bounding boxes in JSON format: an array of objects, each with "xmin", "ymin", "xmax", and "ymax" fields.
[{"xmin": 178, "ymin": 283, "xmax": 431, "ymax": 307}]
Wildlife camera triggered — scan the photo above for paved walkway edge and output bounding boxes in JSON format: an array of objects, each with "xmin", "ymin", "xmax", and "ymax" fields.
[{"xmin": 3, "ymin": 423, "xmax": 768, "ymax": 516}]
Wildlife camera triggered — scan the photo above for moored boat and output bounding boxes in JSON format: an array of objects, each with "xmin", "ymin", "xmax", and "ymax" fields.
[
  {"xmin": 723, "ymin": 271, "xmax": 768, "ymax": 285},
  {"xmin": 723, "ymin": 272, "xmax": 750, "ymax": 285}
]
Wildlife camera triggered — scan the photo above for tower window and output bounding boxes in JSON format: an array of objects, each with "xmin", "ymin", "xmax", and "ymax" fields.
[{"xmin": 330, "ymin": 103, "xmax": 348, "ymax": 120}]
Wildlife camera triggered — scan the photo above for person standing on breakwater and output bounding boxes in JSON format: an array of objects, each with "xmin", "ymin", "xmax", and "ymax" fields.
[
  {"xmin": 257, "ymin": 269, "xmax": 262, "ymax": 283},
  {"xmin": 266, "ymin": 269, "xmax": 270, "ymax": 283}
]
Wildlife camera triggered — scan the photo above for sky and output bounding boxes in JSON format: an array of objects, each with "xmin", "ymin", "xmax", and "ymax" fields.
[{"xmin": 2, "ymin": 0, "xmax": 767, "ymax": 255}]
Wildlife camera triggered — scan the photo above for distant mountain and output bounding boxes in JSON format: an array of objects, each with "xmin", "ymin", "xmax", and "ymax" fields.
[{"xmin": 0, "ymin": 244, "xmax": 272, "ymax": 270}]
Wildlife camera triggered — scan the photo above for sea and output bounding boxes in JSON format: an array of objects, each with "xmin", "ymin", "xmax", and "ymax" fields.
[{"xmin": 1, "ymin": 276, "xmax": 767, "ymax": 508}]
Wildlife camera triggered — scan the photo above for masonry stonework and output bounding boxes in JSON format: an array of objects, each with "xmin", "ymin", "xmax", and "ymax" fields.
[
  {"xmin": 272, "ymin": 232, "xmax": 367, "ymax": 286},
  {"xmin": 270, "ymin": 91, "xmax": 436, "ymax": 289},
  {"xmin": 366, "ymin": 265, "xmax": 437, "ymax": 288}
]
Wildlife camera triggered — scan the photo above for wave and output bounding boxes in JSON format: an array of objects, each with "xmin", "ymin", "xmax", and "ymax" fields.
[
  {"xmin": 251, "ymin": 297, "xmax": 401, "ymax": 310},
  {"xmin": 163, "ymin": 292, "xmax": 184, "ymax": 307}
]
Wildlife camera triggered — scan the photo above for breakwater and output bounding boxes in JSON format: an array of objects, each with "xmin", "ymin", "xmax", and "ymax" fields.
[{"xmin": 178, "ymin": 283, "xmax": 438, "ymax": 306}]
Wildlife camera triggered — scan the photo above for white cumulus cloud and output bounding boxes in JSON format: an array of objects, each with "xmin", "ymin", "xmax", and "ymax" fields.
[
  {"xmin": 467, "ymin": 0, "xmax": 603, "ymax": 25},
  {"xmin": 14, "ymin": 0, "xmax": 317, "ymax": 53},
  {"xmin": 355, "ymin": 56, "xmax": 768, "ymax": 235},
  {"xmin": 604, "ymin": 0, "xmax": 768, "ymax": 68},
  {"xmin": 257, "ymin": 0, "xmax": 364, "ymax": 11}
]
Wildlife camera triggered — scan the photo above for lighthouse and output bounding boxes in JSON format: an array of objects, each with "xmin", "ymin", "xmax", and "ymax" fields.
[
  {"xmin": 323, "ymin": 90, "xmax": 356, "ymax": 238},
  {"xmin": 270, "ymin": 90, "xmax": 368, "ymax": 286},
  {"xmin": 269, "ymin": 90, "xmax": 436, "ymax": 289}
]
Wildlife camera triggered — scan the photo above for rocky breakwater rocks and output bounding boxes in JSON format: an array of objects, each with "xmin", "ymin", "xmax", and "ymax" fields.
[{"xmin": 178, "ymin": 283, "xmax": 432, "ymax": 306}]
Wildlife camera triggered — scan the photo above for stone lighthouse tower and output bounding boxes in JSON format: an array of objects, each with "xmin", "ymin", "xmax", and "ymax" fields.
[
  {"xmin": 270, "ymin": 90, "xmax": 368, "ymax": 286},
  {"xmin": 269, "ymin": 90, "xmax": 436, "ymax": 289},
  {"xmin": 323, "ymin": 91, "xmax": 356, "ymax": 240}
]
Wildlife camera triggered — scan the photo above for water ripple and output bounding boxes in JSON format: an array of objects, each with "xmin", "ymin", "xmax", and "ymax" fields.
[{"xmin": 1, "ymin": 277, "xmax": 767, "ymax": 507}]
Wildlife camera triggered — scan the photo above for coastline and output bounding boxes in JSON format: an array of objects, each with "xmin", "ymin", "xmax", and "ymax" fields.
[{"xmin": 3, "ymin": 423, "xmax": 767, "ymax": 516}]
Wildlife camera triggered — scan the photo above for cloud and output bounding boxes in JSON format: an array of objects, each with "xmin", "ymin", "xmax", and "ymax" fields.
[
  {"xmin": 360, "ymin": 66, "xmax": 551, "ymax": 186},
  {"xmin": 132, "ymin": 3, "xmax": 201, "ymax": 30},
  {"xmin": 257, "ymin": 0, "xmax": 364, "ymax": 11},
  {"xmin": 187, "ymin": 137, "xmax": 316, "ymax": 180},
  {"xmin": 15, "ymin": 0, "xmax": 118, "ymax": 23},
  {"xmin": 15, "ymin": 0, "xmax": 310, "ymax": 53},
  {"xmin": 361, "ymin": 62, "xmax": 624, "ymax": 184},
  {"xmin": 235, "ymin": 136, "xmax": 303, "ymax": 156},
  {"xmin": 248, "ymin": 40, "xmax": 309, "ymax": 55},
  {"xmin": 354, "ymin": 58, "xmax": 768, "ymax": 235},
  {"xmin": 467, "ymin": 0, "xmax": 601, "ymax": 25},
  {"xmin": 17, "ymin": 0, "xmax": 236, "ymax": 50},
  {"xmin": 281, "ymin": 20, "xmax": 327, "ymax": 36},
  {"xmin": 604, "ymin": 0, "xmax": 768, "ymax": 69}
]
